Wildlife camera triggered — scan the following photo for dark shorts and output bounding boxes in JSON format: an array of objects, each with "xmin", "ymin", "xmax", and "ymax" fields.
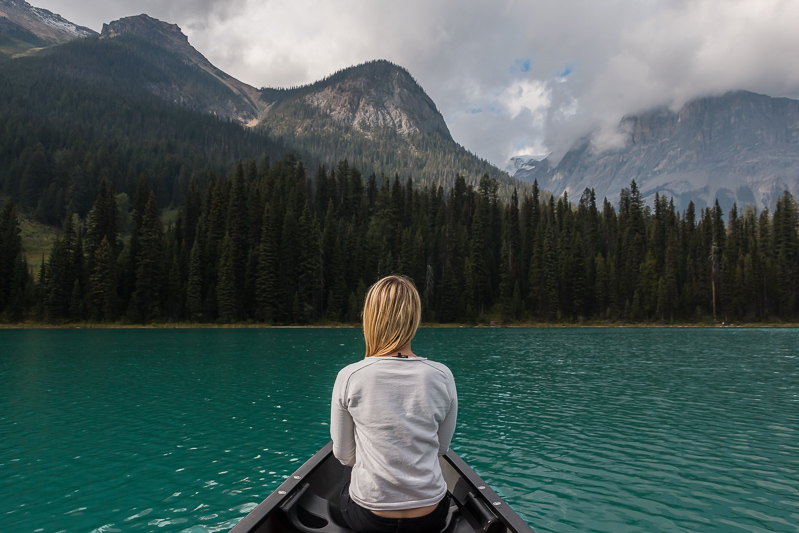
[{"xmin": 339, "ymin": 482, "xmax": 450, "ymax": 533}]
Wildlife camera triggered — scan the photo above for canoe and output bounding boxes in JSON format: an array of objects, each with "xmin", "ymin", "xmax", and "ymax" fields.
[{"xmin": 229, "ymin": 441, "xmax": 534, "ymax": 533}]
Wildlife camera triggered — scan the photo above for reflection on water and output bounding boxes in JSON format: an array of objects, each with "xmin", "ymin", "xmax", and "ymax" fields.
[{"xmin": 1, "ymin": 328, "xmax": 798, "ymax": 533}]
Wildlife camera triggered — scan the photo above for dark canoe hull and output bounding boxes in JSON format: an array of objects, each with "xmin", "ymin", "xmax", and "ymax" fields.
[{"xmin": 230, "ymin": 441, "xmax": 534, "ymax": 533}]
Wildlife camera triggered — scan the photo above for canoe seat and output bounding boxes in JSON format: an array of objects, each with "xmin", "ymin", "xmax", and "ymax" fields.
[
  {"xmin": 280, "ymin": 483, "xmax": 472, "ymax": 533},
  {"xmin": 280, "ymin": 483, "xmax": 353, "ymax": 533}
]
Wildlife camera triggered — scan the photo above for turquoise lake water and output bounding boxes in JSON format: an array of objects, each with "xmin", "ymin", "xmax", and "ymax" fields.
[{"xmin": 1, "ymin": 328, "xmax": 798, "ymax": 533}]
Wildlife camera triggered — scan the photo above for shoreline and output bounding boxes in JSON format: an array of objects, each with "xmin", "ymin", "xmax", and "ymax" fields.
[{"xmin": 1, "ymin": 321, "xmax": 798, "ymax": 330}]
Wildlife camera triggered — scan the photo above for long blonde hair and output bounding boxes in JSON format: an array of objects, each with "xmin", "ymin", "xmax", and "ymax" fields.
[{"xmin": 362, "ymin": 275, "xmax": 421, "ymax": 357}]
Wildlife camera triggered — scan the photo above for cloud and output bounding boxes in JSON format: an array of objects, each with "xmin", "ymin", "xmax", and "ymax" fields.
[
  {"xmin": 32, "ymin": 0, "xmax": 799, "ymax": 168},
  {"xmin": 543, "ymin": 0, "xmax": 799, "ymax": 161},
  {"xmin": 500, "ymin": 79, "xmax": 550, "ymax": 119}
]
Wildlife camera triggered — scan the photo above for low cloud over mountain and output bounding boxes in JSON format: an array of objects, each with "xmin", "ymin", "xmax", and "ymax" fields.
[{"xmin": 30, "ymin": 0, "xmax": 799, "ymax": 167}]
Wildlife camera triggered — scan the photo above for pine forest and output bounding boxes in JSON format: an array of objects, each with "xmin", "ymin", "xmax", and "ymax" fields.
[{"xmin": 1, "ymin": 154, "xmax": 798, "ymax": 325}]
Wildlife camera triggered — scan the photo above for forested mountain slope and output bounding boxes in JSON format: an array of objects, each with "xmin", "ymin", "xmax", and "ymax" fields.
[
  {"xmin": 1, "ymin": 11, "xmax": 523, "ymax": 226},
  {"xmin": 0, "ymin": 34, "xmax": 288, "ymax": 224},
  {"xmin": 100, "ymin": 15, "xmax": 261, "ymax": 124}
]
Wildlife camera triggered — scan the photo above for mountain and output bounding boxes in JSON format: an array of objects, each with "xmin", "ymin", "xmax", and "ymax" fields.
[
  {"xmin": 1, "ymin": 6, "xmax": 523, "ymax": 225},
  {"xmin": 257, "ymin": 59, "xmax": 516, "ymax": 192},
  {"xmin": 503, "ymin": 155, "xmax": 547, "ymax": 176},
  {"xmin": 100, "ymin": 15, "xmax": 261, "ymax": 124},
  {"xmin": 0, "ymin": 23, "xmax": 287, "ymax": 222},
  {"xmin": 514, "ymin": 91, "xmax": 799, "ymax": 211},
  {"xmin": 87, "ymin": 16, "xmax": 518, "ymax": 192},
  {"xmin": 59, "ymin": 14, "xmax": 518, "ymax": 193},
  {"xmin": 99, "ymin": 19, "xmax": 456, "ymax": 142},
  {"xmin": 0, "ymin": 0, "xmax": 95, "ymax": 57},
  {"xmin": 261, "ymin": 60, "xmax": 451, "ymax": 139}
]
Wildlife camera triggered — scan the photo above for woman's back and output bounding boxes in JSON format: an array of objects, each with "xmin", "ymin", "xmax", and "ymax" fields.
[{"xmin": 331, "ymin": 356, "xmax": 457, "ymax": 510}]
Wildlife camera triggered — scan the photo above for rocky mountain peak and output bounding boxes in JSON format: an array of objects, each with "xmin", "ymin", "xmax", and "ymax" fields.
[
  {"xmin": 262, "ymin": 60, "xmax": 452, "ymax": 140},
  {"xmin": 101, "ymin": 14, "xmax": 189, "ymax": 48}
]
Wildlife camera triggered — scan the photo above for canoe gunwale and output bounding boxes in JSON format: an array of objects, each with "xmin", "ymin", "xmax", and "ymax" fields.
[
  {"xmin": 229, "ymin": 442, "xmax": 335, "ymax": 533},
  {"xmin": 441, "ymin": 451, "xmax": 534, "ymax": 533},
  {"xmin": 229, "ymin": 441, "xmax": 534, "ymax": 533}
]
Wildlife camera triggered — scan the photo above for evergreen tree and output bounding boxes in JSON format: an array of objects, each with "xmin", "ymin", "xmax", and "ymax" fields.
[
  {"xmin": 255, "ymin": 204, "xmax": 279, "ymax": 322},
  {"xmin": 183, "ymin": 178, "xmax": 202, "ymax": 252},
  {"xmin": 216, "ymin": 233, "xmax": 237, "ymax": 323},
  {"xmin": 20, "ymin": 148, "xmax": 49, "ymax": 210},
  {"xmin": 321, "ymin": 201, "xmax": 346, "ymax": 320},
  {"xmin": 467, "ymin": 199, "xmax": 489, "ymax": 318},
  {"xmin": 85, "ymin": 178, "xmax": 120, "ymax": 272},
  {"xmin": 44, "ymin": 213, "xmax": 78, "ymax": 321},
  {"xmin": 89, "ymin": 237, "xmax": 118, "ymax": 321},
  {"xmin": 227, "ymin": 161, "xmax": 249, "ymax": 313},
  {"xmin": 594, "ymin": 253, "xmax": 608, "ymax": 318},
  {"xmin": 279, "ymin": 203, "xmax": 300, "ymax": 322},
  {"xmin": 296, "ymin": 203, "xmax": 323, "ymax": 322},
  {"xmin": 528, "ymin": 225, "xmax": 545, "ymax": 317},
  {"xmin": 6, "ymin": 254, "xmax": 30, "ymax": 322},
  {"xmin": 499, "ymin": 238, "xmax": 513, "ymax": 321},
  {"xmin": 773, "ymin": 191, "xmax": 798, "ymax": 316},
  {"xmin": 134, "ymin": 192, "xmax": 164, "ymax": 322},
  {"xmin": 185, "ymin": 238, "xmax": 204, "ymax": 322},
  {"xmin": 541, "ymin": 226, "xmax": 558, "ymax": 320},
  {"xmin": 0, "ymin": 200, "xmax": 23, "ymax": 315}
]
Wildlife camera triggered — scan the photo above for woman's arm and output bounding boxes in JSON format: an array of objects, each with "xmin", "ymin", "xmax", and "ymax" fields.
[
  {"xmin": 437, "ymin": 376, "xmax": 458, "ymax": 455},
  {"xmin": 330, "ymin": 371, "xmax": 356, "ymax": 466}
]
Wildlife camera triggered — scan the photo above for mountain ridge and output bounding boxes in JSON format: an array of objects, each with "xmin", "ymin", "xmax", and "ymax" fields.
[
  {"xmin": 0, "ymin": 0, "xmax": 95, "ymax": 56},
  {"xmin": 98, "ymin": 16, "xmax": 457, "ymax": 144},
  {"xmin": 100, "ymin": 15, "xmax": 261, "ymax": 124},
  {"xmin": 89, "ymin": 15, "xmax": 514, "ymax": 191},
  {"xmin": 514, "ymin": 90, "xmax": 799, "ymax": 210},
  {"xmin": 260, "ymin": 60, "xmax": 452, "ymax": 140},
  {"xmin": 1, "ymin": 5, "xmax": 523, "ymax": 216}
]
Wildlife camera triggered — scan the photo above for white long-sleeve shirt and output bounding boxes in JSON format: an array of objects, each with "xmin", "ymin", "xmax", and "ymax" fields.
[{"xmin": 330, "ymin": 356, "xmax": 458, "ymax": 510}]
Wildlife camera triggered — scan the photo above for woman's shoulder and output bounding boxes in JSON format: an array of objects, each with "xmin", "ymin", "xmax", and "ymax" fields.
[
  {"xmin": 418, "ymin": 358, "xmax": 455, "ymax": 381},
  {"xmin": 336, "ymin": 357, "xmax": 379, "ymax": 378}
]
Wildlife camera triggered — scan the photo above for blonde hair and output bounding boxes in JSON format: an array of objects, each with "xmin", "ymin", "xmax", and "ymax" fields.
[{"xmin": 362, "ymin": 275, "xmax": 421, "ymax": 357}]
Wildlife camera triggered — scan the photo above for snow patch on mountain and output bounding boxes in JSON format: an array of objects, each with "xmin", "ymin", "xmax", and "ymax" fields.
[
  {"xmin": 30, "ymin": 6, "xmax": 93, "ymax": 37},
  {"xmin": 504, "ymin": 155, "xmax": 548, "ymax": 177}
]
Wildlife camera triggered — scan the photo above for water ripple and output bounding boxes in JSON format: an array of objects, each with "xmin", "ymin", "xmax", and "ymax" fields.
[{"xmin": 1, "ymin": 328, "xmax": 797, "ymax": 533}]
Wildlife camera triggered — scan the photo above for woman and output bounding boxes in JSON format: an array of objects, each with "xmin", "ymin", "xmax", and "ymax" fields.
[{"xmin": 331, "ymin": 275, "xmax": 458, "ymax": 533}]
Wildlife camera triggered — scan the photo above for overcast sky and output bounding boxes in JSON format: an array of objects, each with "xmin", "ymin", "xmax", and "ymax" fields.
[{"xmin": 33, "ymin": 0, "xmax": 799, "ymax": 167}]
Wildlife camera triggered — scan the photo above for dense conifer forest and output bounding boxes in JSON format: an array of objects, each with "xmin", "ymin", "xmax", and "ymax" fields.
[
  {"xmin": 1, "ymin": 154, "xmax": 798, "ymax": 325},
  {"xmin": 0, "ymin": 36, "xmax": 289, "ymax": 226}
]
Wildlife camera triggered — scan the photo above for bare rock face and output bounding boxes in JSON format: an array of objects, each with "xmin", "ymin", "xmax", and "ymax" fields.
[
  {"xmin": 515, "ymin": 91, "xmax": 799, "ymax": 211},
  {"xmin": 304, "ymin": 66, "xmax": 451, "ymax": 138},
  {"xmin": 263, "ymin": 60, "xmax": 452, "ymax": 140},
  {"xmin": 101, "ymin": 15, "xmax": 189, "ymax": 51}
]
